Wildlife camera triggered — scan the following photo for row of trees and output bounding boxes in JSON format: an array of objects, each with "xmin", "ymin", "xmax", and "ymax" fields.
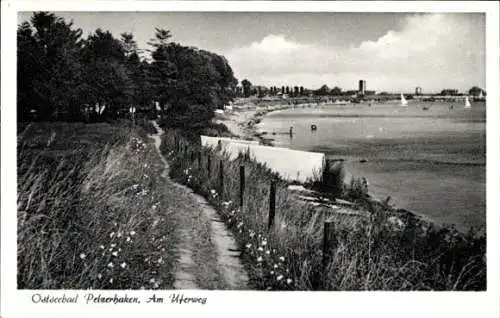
[{"xmin": 17, "ymin": 12, "xmax": 238, "ymax": 128}]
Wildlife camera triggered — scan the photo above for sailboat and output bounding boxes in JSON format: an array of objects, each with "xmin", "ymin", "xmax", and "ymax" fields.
[
  {"xmin": 400, "ymin": 93, "xmax": 408, "ymax": 107},
  {"xmin": 464, "ymin": 96, "xmax": 471, "ymax": 109}
]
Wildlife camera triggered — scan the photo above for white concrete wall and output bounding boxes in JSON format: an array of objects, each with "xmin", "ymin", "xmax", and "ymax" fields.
[{"xmin": 201, "ymin": 135, "xmax": 325, "ymax": 183}]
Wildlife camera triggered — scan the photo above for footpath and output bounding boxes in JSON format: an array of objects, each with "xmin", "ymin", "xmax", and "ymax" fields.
[{"xmin": 149, "ymin": 121, "xmax": 248, "ymax": 290}]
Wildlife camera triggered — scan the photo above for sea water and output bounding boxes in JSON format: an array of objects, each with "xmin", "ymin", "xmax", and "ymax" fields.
[{"xmin": 257, "ymin": 101, "xmax": 486, "ymax": 233}]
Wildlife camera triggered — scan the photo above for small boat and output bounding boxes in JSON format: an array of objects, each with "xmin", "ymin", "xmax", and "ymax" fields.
[
  {"xmin": 311, "ymin": 124, "xmax": 317, "ymax": 131},
  {"xmin": 422, "ymin": 106, "xmax": 429, "ymax": 111},
  {"xmin": 400, "ymin": 93, "xmax": 408, "ymax": 107},
  {"xmin": 464, "ymin": 96, "xmax": 471, "ymax": 109}
]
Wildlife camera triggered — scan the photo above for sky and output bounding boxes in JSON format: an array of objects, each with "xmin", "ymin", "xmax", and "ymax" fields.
[{"xmin": 18, "ymin": 12, "xmax": 485, "ymax": 93}]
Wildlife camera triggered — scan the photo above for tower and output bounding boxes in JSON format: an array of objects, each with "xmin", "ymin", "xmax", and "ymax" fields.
[{"xmin": 358, "ymin": 80, "xmax": 366, "ymax": 95}]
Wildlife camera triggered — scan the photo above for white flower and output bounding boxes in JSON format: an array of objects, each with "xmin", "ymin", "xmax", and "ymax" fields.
[
  {"xmin": 110, "ymin": 244, "xmax": 116, "ymax": 248},
  {"xmin": 117, "ymin": 232, "xmax": 122, "ymax": 238},
  {"xmin": 270, "ymin": 271, "xmax": 274, "ymax": 275},
  {"xmin": 154, "ymin": 283, "xmax": 159, "ymax": 289},
  {"xmin": 107, "ymin": 262, "xmax": 114, "ymax": 268},
  {"xmin": 149, "ymin": 278, "xmax": 155, "ymax": 283},
  {"xmin": 286, "ymin": 278, "xmax": 293, "ymax": 284},
  {"xmin": 158, "ymin": 257, "xmax": 163, "ymax": 264},
  {"xmin": 258, "ymin": 247, "xmax": 264, "ymax": 252},
  {"xmin": 97, "ymin": 274, "xmax": 102, "ymax": 279},
  {"xmin": 126, "ymin": 237, "xmax": 131, "ymax": 242},
  {"xmin": 261, "ymin": 240, "xmax": 267, "ymax": 246},
  {"xmin": 257, "ymin": 256, "xmax": 263, "ymax": 262},
  {"xmin": 109, "ymin": 278, "xmax": 113, "ymax": 283},
  {"xmin": 249, "ymin": 232, "xmax": 255, "ymax": 238},
  {"xmin": 274, "ymin": 264, "xmax": 278, "ymax": 269},
  {"xmin": 279, "ymin": 256, "xmax": 285, "ymax": 262},
  {"xmin": 79, "ymin": 253, "xmax": 86, "ymax": 259},
  {"xmin": 112, "ymin": 251, "xmax": 118, "ymax": 257},
  {"xmin": 265, "ymin": 250, "xmax": 270, "ymax": 255},
  {"xmin": 99, "ymin": 245, "xmax": 105, "ymax": 250},
  {"xmin": 144, "ymin": 164, "xmax": 148, "ymax": 168},
  {"xmin": 277, "ymin": 275, "xmax": 283, "ymax": 281},
  {"xmin": 120, "ymin": 262, "xmax": 127, "ymax": 268},
  {"xmin": 110, "ymin": 232, "xmax": 115, "ymax": 238},
  {"xmin": 152, "ymin": 205, "xmax": 157, "ymax": 210},
  {"xmin": 245, "ymin": 244, "xmax": 252, "ymax": 249}
]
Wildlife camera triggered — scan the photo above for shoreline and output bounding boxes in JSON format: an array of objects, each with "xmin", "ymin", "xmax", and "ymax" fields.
[{"xmin": 217, "ymin": 101, "xmax": 478, "ymax": 235}]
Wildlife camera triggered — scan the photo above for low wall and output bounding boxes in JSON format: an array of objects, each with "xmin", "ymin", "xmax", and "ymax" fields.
[{"xmin": 201, "ymin": 135, "xmax": 326, "ymax": 183}]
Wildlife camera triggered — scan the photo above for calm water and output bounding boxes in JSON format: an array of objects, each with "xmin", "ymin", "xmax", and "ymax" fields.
[{"xmin": 257, "ymin": 101, "xmax": 486, "ymax": 233}]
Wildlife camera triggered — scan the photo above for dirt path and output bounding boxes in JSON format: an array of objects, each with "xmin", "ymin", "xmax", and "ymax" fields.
[{"xmin": 149, "ymin": 121, "xmax": 248, "ymax": 290}]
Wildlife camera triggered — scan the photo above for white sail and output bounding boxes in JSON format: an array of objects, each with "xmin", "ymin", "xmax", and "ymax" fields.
[
  {"xmin": 464, "ymin": 96, "xmax": 471, "ymax": 109},
  {"xmin": 478, "ymin": 91, "xmax": 484, "ymax": 99},
  {"xmin": 400, "ymin": 93, "xmax": 408, "ymax": 107}
]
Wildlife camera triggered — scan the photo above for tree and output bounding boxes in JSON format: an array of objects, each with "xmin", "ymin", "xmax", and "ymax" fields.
[
  {"xmin": 281, "ymin": 86, "xmax": 285, "ymax": 94},
  {"xmin": 468, "ymin": 86, "xmax": 485, "ymax": 97},
  {"xmin": 241, "ymin": 79, "xmax": 252, "ymax": 98},
  {"xmin": 18, "ymin": 12, "xmax": 85, "ymax": 121},
  {"xmin": 315, "ymin": 84, "xmax": 330, "ymax": 96},
  {"xmin": 331, "ymin": 86, "xmax": 342, "ymax": 95},
  {"xmin": 299, "ymin": 86, "xmax": 304, "ymax": 95}
]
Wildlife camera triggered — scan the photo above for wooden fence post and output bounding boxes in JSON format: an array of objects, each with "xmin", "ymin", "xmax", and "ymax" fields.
[
  {"xmin": 268, "ymin": 180, "xmax": 276, "ymax": 231},
  {"xmin": 219, "ymin": 160, "xmax": 224, "ymax": 210},
  {"xmin": 322, "ymin": 220, "xmax": 337, "ymax": 289},
  {"xmin": 207, "ymin": 154, "xmax": 211, "ymax": 178},
  {"xmin": 239, "ymin": 166, "xmax": 245, "ymax": 208}
]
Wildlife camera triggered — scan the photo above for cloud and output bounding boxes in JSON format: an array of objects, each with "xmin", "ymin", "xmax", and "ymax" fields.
[{"xmin": 225, "ymin": 14, "xmax": 485, "ymax": 92}]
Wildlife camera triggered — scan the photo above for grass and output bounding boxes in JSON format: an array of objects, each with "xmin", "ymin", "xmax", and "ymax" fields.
[
  {"xmin": 160, "ymin": 129, "xmax": 486, "ymax": 291},
  {"xmin": 17, "ymin": 122, "xmax": 179, "ymax": 289}
]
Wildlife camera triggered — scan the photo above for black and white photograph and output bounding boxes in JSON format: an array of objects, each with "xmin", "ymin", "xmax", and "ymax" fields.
[{"xmin": 1, "ymin": 1, "xmax": 499, "ymax": 317}]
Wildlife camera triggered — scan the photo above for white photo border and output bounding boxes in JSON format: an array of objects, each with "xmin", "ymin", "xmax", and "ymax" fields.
[{"xmin": 2, "ymin": 1, "xmax": 499, "ymax": 318}]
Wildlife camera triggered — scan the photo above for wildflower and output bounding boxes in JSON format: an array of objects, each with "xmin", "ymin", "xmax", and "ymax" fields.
[
  {"xmin": 99, "ymin": 245, "xmax": 105, "ymax": 250},
  {"xmin": 112, "ymin": 251, "xmax": 118, "ymax": 257},
  {"xmin": 109, "ymin": 278, "xmax": 113, "ymax": 284},
  {"xmin": 152, "ymin": 205, "xmax": 157, "ymax": 210},
  {"xmin": 144, "ymin": 257, "xmax": 149, "ymax": 262},
  {"xmin": 154, "ymin": 283, "xmax": 159, "ymax": 289},
  {"xmin": 245, "ymin": 244, "xmax": 252, "ymax": 249},
  {"xmin": 158, "ymin": 257, "xmax": 163, "ymax": 264},
  {"xmin": 149, "ymin": 278, "xmax": 155, "ymax": 283},
  {"xmin": 277, "ymin": 275, "xmax": 283, "ymax": 281},
  {"xmin": 270, "ymin": 271, "xmax": 275, "ymax": 275},
  {"xmin": 279, "ymin": 256, "xmax": 285, "ymax": 262},
  {"xmin": 110, "ymin": 232, "xmax": 115, "ymax": 238},
  {"xmin": 249, "ymin": 232, "xmax": 255, "ymax": 238},
  {"xmin": 257, "ymin": 256, "xmax": 263, "ymax": 262},
  {"xmin": 110, "ymin": 244, "xmax": 116, "ymax": 248},
  {"xmin": 120, "ymin": 262, "xmax": 127, "ymax": 269},
  {"xmin": 265, "ymin": 250, "xmax": 270, "ymax": 255},
  {"xmin": 117, "ymin": 232, "xmax": 122, "ymax": 238},
  {"xmin": 258, "ymin": 247, "xmax": 264, "ymax": 252},
  {"xmin": 144, "ymin": 164, "xmax": 148, "ymax": 168},
  {"xmin": 97, "ymin": 274, "xmax": 102, "ymax": 280},
  {"xmin": 286, "ymin": 278, "xmax": 293, "ymax": 284},
  {"xmin": 237, "ymin": 222, "xmax": 243, "ymax": 228},
  {"xmin": 132, "ymin": 184, "xmax": 139, "ymax": 190},
  {"xmin": 274, "ymin": 264, "xmax": 278, "ymax": 269},
  {"xmin": 261, "ymin": 240, "xmax": 267, "ymax": 246},
  {"xmin": 126, "ymin": 237, "xmax": 131, "ymax": 242},
  {"xmin": 79, "ymin": 253, "xmax": 86, "ymax": 259},
  {"xmin": 107, "ymin": 262, "xmax": 114, "ymax": 268}
]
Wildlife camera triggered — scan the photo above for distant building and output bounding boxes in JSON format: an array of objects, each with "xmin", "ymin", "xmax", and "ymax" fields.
[
  {"xmin": 415, "ymin": 87, "xmax": 422, "ymax": 95},
  {"xmin": 358, "ymin": 80, "xmax": 366, "ymax": 95}
]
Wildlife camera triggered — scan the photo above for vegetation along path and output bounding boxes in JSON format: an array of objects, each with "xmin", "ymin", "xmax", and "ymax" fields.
[{"xmin": 150, "ymin": 121, "xmax": 248, "ymax": 290}]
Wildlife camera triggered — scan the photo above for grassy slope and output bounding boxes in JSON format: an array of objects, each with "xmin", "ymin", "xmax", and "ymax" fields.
[{"xmin": 17, "ymin": 122, "xmax": 180, "ymax": 289}]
